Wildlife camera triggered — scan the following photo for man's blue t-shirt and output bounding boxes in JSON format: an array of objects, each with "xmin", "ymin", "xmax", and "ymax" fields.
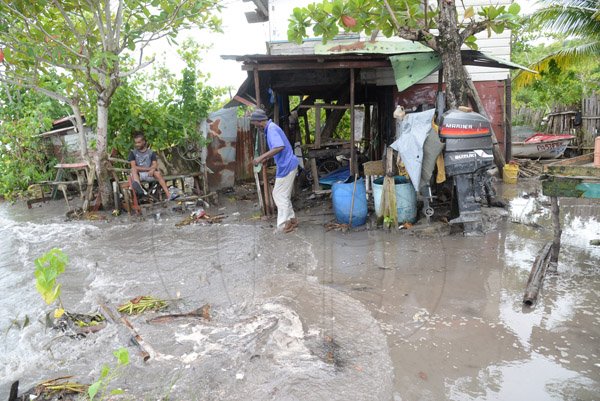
[{"xmin": 265, "ymin": 120, "xmax": 298, "ymax": 178}]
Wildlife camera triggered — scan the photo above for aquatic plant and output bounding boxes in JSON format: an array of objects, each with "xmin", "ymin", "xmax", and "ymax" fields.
[
  {"xmin": 88, "ymin": 347, "xmax": 130, "ymax": 400},
  {"xmin": 34, "ymin": 248, "xmax": 67, "ymax": 318}
]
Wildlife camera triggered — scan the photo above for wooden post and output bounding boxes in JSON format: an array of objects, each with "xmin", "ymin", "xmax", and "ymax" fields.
[
  {"xmin": 523, "ymin": 241, "xmax": 553, "ymax": 306},
  {"xmin": 273, "ymin": 91, "xmax": 280, "ymax": 125},
  {"xmin": 254, "ymin": 68, "xmax": 273, "ymax": 215},
  {"xmin": 303, "ymin": 114, "xmax": 310, "ymax": 145},
  {"xmin": 315, "ymin": 104, "xmax": 321, "ymax": 149},
  {"xmin": 549, "ymin": 196, "xmax": 561, "ymax": 271},
  {"xmin": 350, "ymin": 68, "xmax": 356, "ymax": 175},
  {"xmin": 310, "ymin": 157, "xmax": 320, "ymax": 192},
  {"xmin": 505, "ymin": 77, "xmax": 512, "ymax": 161},
  {"xmin": 364, "ymin": 104, "xmax": 371, "ymax": 152}
]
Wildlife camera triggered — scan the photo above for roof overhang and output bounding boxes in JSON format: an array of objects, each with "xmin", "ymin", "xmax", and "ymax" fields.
[{"xmin": 223, "ymin": 49, "xmax": 533, "ymax": 107}]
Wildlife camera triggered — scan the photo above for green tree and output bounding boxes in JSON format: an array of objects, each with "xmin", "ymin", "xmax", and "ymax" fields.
[
  {"xmin": 0, "ymin": 79, "xmax": 69, "ymax": 198},
  {"xmin": 288, "ymin": 0, "xmax": 520, "ymax": 109},
  {"xmin": 288, "ymin": 0, "xmax": 520, "ymax": 167},
  {"xmin": 105, "ymin": 40, "xmax": 223, "ymax": 158},
  {"xmin": 0, "ymin": 0, "xmax": 220, "ymax": 208},
  {"xmin": 513, "ymin": 0, "xmax": 600, "ymax": 88}
]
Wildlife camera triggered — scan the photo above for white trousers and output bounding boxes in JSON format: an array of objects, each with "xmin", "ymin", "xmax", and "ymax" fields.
[{"xmin": 273, "ymin": 169, "xmax": 296, "ymax": 229}]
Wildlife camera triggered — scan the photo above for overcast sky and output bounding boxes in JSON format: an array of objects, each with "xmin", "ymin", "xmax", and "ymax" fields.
[{"xmin": 149, "ymin": 0, "xmax": 540, "ymax": 94}]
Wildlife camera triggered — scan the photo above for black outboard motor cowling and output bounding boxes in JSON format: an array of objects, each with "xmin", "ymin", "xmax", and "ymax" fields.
[{"xmin": 440, "ymin": 109, "xmax": 496, "ymax": 234}]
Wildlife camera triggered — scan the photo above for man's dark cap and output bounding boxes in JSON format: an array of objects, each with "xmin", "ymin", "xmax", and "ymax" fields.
[{"xmin": 250, "ymin": 109, "xmax": 268, "ymax": 121}]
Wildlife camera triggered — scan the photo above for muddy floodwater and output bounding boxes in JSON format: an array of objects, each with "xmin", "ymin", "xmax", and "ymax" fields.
[{"xmin": 1, "ymin": 180, "xmax": 599, "ymax": 400}]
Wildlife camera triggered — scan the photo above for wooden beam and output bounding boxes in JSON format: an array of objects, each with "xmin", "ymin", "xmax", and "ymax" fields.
[
  {"xmin": 298, "ymin": 104, "xmax": 351, "ymax": 110},
  {"xmin": 254, "ymin": 69, "xmax": 273, "ymax": 216},
  {"xmin": 233, "ymin": 95, "xmax": 256, "ymax": 108},
  {"xmin": 544, "ymin": 153, "xmax": 593, "ymax": 169},
  {"xmin": 523, "ymin": 241, "xmax": 553, "ymax": 307},
  {"xmin": 350, "ymin": 68, "xmax": 356, "ymax": 175},
  {"xmin": 505, "ymin": 77, "xmax": 512, "ymax": 161},
  {"xmin": 273, "ymin": 90, "xmax": 280, "ymax": 125},
  {"xmin": 310, "ymin": 157, "xmax": 320, "ymax": 192},
  {"xmin": 545, "ymin": 164, "xmax": 600, "ymax": 179},
  {"xmin": 243, "ymin": 60, "xmax": 390, "ymax": 71},
  {"xmin": 550, "ymin": 196, "xmax": 561, "ymax": 270},
  {"xmin": 315, "ymin": 104, "xmax": 322, "ymax": 149},
  {"xmin": 303, "ymin": 115, "xmax": 310, "ymax": 146}
]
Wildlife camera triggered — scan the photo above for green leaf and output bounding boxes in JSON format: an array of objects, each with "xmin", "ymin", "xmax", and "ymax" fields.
[
  {"xmin": 508, "ymin": 2, "xmax": 520, "ymax": 15},
  {"xmin": 114, "ymin": 347, "xmax": 130, "ymax": 365},
  {"xmin": 100, "ymin": 364, "xmax": 110, "ymax": 379},
  {"xmin": 110, "ymin": 389, "xmax": 125, "ymax": 395},
  {"xmin": 88, "ymin": 381, "xmax": 101, "ymax": 400},
  {"xmin": 491, "ymin": 23, "xmax": 505, "ymax": 34}
]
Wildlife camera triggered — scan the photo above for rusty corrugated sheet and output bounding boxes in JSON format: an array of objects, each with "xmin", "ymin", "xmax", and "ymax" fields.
[
  {"xmin": 393, "ymin": 81, "xmax": 506, "ymax": 155},
  {"xmin": 206, "ymin": 107, "xmax": 238, "ymax": 189},
  {"xmin": 235, "ymin": 117, "xmax": 254, "ymax": 183}
]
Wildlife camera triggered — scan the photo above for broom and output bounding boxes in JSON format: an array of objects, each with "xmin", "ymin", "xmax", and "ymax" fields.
[{"xmin": 381, "ymin": 147, "xmax": 398, "ymax": 229}]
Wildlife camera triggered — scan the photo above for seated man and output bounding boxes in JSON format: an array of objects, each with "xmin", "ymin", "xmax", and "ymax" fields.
[{"xmin": 128, "ymin": 132, "xmax": 176, "ymax": 200}]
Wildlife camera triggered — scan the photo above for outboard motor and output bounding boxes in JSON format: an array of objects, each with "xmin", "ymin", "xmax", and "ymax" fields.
[{"xmin": 439, "ymin": 108, "xmax": 496, "ymax": 234}]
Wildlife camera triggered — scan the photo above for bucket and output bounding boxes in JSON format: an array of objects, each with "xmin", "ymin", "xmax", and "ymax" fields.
[
  {"xmin": 503, "ymin": 163, "xmax": 519, "ymax": 184},
  {"xmin": 372, "ymin": 176, "xmax": 417, "ymax": 224},
  {"xmin": 331, "ymin": 176, "xmax": 368, "ymax": 226},
  {"xmin": 594, "ymin": 136, "xmax": 600, "ymax": 168}
]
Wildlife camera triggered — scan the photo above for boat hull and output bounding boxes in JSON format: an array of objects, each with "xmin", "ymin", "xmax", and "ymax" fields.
[{"xmin": 512, "ymin": 136, "xmax": 573, "ymax": 159}]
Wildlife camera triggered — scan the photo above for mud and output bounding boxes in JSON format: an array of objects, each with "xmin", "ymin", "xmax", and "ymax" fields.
[{"xmin": 1, "ymin": 179, "xmax": 599, "ymax": 400}]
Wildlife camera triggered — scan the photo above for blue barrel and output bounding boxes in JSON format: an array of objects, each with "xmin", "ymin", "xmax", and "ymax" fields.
[
  {"xmin": 332, "ymin": 176, "xmax": 368, "ymax": 226},
  {"xmin": 372, "ymin": 176, "xmax": 417, "ymax": 223}
]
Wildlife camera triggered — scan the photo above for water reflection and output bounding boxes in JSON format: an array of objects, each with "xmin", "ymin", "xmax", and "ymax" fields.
[{"xmin": 447, "ymin": 353, "xmax": 595, "ymax": 401}]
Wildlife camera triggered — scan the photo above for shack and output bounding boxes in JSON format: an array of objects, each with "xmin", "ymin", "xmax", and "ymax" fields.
[{"xmin": 224, "ymin": 43, "xmax": 525, "ymax": 186}]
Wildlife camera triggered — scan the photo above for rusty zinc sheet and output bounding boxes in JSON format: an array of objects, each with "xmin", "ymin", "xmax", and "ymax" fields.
[
  {"xmin": 235, "ymin": 116, "xmax": 254, "ymax": 183},
  {"xmin": 205, "ymin": 107, "xmax": 238, "ymax": 189}
]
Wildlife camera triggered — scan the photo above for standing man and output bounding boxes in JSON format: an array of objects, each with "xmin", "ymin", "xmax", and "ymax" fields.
[
  {"xmin": 128, "ymin": 132, "xmax": 176, "ymax": 200},
  {"xmin": 251, "ymin": 109, "xmax": 299, "ymax": 233}
]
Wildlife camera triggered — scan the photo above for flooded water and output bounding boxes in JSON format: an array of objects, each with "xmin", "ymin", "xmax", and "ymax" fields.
[{"xmin": 1, "ymin": 179, "xmax": 599, "ymax": 400}]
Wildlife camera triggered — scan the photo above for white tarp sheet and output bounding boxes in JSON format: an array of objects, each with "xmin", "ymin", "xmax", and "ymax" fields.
[{"xmin": 390, "ymin": 109, "xmax": 436, "ymax": 191}]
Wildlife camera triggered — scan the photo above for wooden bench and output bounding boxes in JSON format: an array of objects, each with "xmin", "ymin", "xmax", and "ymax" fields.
[
  {"xmin": 27, "ymin": 162, "xmax": 92, "ymax": 209},
  {"xmin": 107, "ymin": 157, "xmax": 210, "ymax": 215}
]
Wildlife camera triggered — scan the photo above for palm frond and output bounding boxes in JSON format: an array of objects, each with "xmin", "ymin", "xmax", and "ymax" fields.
[
  {"xmin": 512, "ymin": 40, "xmax": 600, "ymax": 89},
  {"xmin": 532, "ymin": 4, "xmax": 600, "ymax": 38}
]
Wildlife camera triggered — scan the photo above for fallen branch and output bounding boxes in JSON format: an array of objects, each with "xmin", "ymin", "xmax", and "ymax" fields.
[
  {"xmin": 147, "ymin": 304, "xmax": 211, "ymax": 324},
  {"xmin": 98, "ymin": 299, "xmax": 155, "ymax": 362},
  {"xmin": 523, "ymin": 241, "xmax": 553, "ymax": 307}
]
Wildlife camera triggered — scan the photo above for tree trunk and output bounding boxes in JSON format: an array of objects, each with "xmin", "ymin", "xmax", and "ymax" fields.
[
  {"xmin": 95, "ymin": 98, "xmax": 113, "ymax": 209},
  {"xmin": 435, "ymin": 0, "xmax": 505, "ymax": 169},
  {"xmin": 439, "ymin": 49, "xmax": 471, "ymax": 108},
  {"xmin": 70, "ymin": 101, "xmax": 88, "ymax": 162},
  {"xmin": 68, "ymin": 99, "xmax": 97, "ymax": 211},
  {"xmin": 436, "ymin": 0, "xmax": 470, "ymax": 108}
]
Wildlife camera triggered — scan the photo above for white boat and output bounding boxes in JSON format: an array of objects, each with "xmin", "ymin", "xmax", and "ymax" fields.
[{"xmin": 512, "ymin": 133, "xmax": 574, "ymax": 159}]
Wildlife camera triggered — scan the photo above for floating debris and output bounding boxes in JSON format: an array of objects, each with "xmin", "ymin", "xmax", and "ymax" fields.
[
  {"xmin": 147, "ymin": 304, "xmax": 211, "ymax": 324},
  {"xmin": 175, "ymin": 209, "xmax": 226, "ymax": 227},
  {"xmin": 324, "ymin": 222, "xmax": 350, "ymax": 232},
  {"xmin": 118, "ymin": 296, "xmax": 168, "ymax": 315},
  {"xmin": 54, "ymin": 312, "xmax": 106, "ymax": 336},
  {"xmin": 66, "ymin": 208, "xmax": 107, "ymax": 221},
  {"xmin": 10, "ymin": 376, "xmax": 88, "ymax": 401}
]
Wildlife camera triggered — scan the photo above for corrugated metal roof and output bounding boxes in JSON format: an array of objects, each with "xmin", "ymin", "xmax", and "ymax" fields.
[
  {"xmin": 223, "ymin": 48, "xmax": 533, "ymax": 72},
  {"xmin": 314, "ymin": 40, "xmax": 431, "ymax": 55}
]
